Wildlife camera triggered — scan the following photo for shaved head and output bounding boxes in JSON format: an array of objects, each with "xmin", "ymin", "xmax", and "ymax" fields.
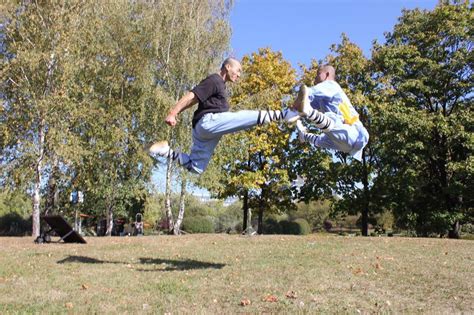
[
  {"xmin": 319, "ymin": 65, "xmax": 335, "ymax": 79},
  {"xmin": 220, "ymin": 57, "xmax": 242, "ymax": 83},
  {"xmin": 221, "ymin": 57, "xmax": 240, "ymax": 71},
  {"xmin": 315, "ymin": 64, "xmax": 336, "ymax": 83}
]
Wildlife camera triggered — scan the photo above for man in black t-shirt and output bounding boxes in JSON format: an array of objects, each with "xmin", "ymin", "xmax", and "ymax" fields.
[{"xmin": 149, "ymin": 58, "xmax": 299, "ymax": 174}]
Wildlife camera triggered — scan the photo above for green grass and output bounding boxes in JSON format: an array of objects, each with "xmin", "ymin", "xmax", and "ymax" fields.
[{"xmin": 1, "ymin": 234, "xmax": 473, "ymax": 313}]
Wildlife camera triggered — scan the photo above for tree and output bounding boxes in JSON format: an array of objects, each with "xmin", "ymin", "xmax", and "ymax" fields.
[
  {"xmin": 1, "ymin": 1, "xmax": 96, "ymax": 236},
  {"xmin": 1, "ymin": 1, "xmax": 173, "ymax": 236},
  {"xmin": 65, "ymin": 1, "xmax": 170, "ymax": 235},
  {"xmin": 292, "ymin": 34, "xmax": 382, "ymax": 236},
  {"xmin": 149, "ymin": 0, "xmax": 233, "ymax": 235},
  {"xmin": 213, "ymin": 48, "xmax": 297, "ymax": 234},
  {"xmin": 372, "ymin": 0, "xmax": 473, "ymax": 237}
]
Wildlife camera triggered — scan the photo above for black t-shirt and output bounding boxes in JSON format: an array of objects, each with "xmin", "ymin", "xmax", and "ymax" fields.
[{"xmin": 191, "ymin": 73, "xmax": 229, "ymax": 128}]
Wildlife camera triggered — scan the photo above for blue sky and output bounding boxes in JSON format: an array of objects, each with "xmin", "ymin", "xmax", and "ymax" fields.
[{"xmin": 230, "ymin": 0, "xmax": 439, "ymax": 69}]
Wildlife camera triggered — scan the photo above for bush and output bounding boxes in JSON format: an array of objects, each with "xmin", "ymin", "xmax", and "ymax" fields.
[
  {"xmin": 182, "ymin": 216, "xmax": 214, "ymax": 233},
  {"xmin": 279, "ymin": 218, "xmax": 311, "ymax": 235},
  {"xmin": 293, "ymin": 218, "xmax": 311, "ymax": 235},
  {"xmin": 233, "ymin": 221, "xmax": 243, "ymax": 234},
  {"xmin": 323, "ymin": 220, "xmax": 333, "ymax": 231},
  {"xmin": 0, "ymin": 212, "xmax": 31, "ymax": 236},
  {"xmin": 461, "ymin": 223, "xmax": 474, "ymax": 235},
  {"xmin": 263, "ymin": 218, "xmax": 281, "ymax": 234}
]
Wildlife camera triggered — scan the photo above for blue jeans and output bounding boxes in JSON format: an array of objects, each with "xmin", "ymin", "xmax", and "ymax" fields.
[{"xmin": 179, "ymin": 111, "xmax": 261, "ymax": 174}]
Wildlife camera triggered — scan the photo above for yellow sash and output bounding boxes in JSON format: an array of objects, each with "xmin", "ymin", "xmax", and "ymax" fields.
[{"xmin": 338, "ymin": 101, "xmax": 359, "ymax": 125}]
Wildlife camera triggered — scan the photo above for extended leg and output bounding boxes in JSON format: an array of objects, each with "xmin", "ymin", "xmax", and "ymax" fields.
[
  {"xmin": 293, "ymin": 85, "xmax": 334, "ymax": 132},
  {"xmin": 195, "ymin": 109, "xmax": 299, "ymax": 139}
]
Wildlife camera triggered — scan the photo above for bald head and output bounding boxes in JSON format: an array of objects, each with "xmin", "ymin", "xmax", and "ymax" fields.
[
  {"xmin": 315, "ymin": 65, "xmax": 336, "ymax": 84},
  {"xmin": 221, "ymin": 57, "xmax": 240, "ymax": 71},
  {"xmin": 220, "ymin": 57, "xmax": 242, "ymax": 83}
]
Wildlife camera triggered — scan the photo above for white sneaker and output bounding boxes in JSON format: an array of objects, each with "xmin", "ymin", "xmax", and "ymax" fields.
[
  {"xmin": 148, "ymin": 140, "xmax": 170, "ymax": 156},
  {"xmin": 296, "ymin": 120, "xmax": 307, "ymax": 143},
  {"xmin": 293, "ymin": 85, "xmax": 311, "ymax": 116},
  {"xmin": 283, "ymin": 109, "xmax": 301, "ymax": 123}
]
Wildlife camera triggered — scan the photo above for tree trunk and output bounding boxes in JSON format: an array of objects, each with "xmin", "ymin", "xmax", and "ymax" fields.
[
  {"xmin": 165, "ymin": 156, "xmax": 175, "ymax": 234},
  {"xmin": 361, "ymin": 149, "xmax": 369, "ymax": 236},
  {"xmin": 32, "ymin": 121, "xmax": 46, "ymax": 237},
  {"xmin": 45, "ymin": 156, "xmax": 59, "ymax": 215},
  {"xmin": 242, "ymin": 189, "xmax": 249, "ymax": 232},
  {"xmin": 257, "ymin": 208, "xmax": 264, "ymax": 235},
  {"xmin": 32, "ymin": 51, "xmax": 56, "ymax": 236},
  {"xmin": 448, "ymin": 221, "xmax": 461, "ymax": 239},
  {"xmin": 105, "ymin": 204, "xmax": 114, "ymax": 236},
  {"xmin": 173, "ymin": 176, "xmax": 187, "ymax": 235}
]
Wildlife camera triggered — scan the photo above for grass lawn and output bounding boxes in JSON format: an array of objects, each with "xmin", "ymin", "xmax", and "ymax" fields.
[{"xmin": 0, "ymin": 234, "xmax": 473, "ymax": 313}]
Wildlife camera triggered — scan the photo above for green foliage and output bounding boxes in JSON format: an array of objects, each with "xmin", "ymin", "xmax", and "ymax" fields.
[
  {"xmin": 182, "ymin": 216, "xmax": 215, "ymax": 234},
  {"xmin": 0, "ymin": 190, "xmax": 30, "ymax": 218},
  {"xmin": 375, "ymin": 210, "xmax": 395, "ymax": 232},
  {"xmin": 214, "ymin": 201, "xmax": 243, "ymax": 233},
  {"xmin": 209, "ymin": 48, "xmax": 298, "ymax": 233},
  {"xmin": 1, "ymin": 1, "xmax": 234, "ymax": 235},
  {"xmin": 371, "ymin": 1, "xmax": 473, "ymax": 236},
  {"xmin": 0, "ymin": 212, "xmax": 31, "ymax": 236},
  {"xmin": 278, "ymin": 218, "xmax": 311, "ymax": 235},
  {"xmin": 293, "ymin": 218, "xmax": 312, "ymax": 235},
  {"xmin": 0, "ymin": 190, "xmax": 31, "ymax": 236},
  {"xmin": 292, "ymin": 34, "xmax": 379, "ymax": 237},
  {"xmin": 290, "ymin": 200, "xmax": 332, "ymax": 231},
  {"xmin": 263, "ymin": 218, "xmax": 281, "ymax": 234}
]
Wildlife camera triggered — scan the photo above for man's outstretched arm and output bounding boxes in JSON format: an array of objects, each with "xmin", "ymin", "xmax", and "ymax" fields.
[{"xmin": 165, "ymin": 92, "xmax": 199, "ymax": 126}]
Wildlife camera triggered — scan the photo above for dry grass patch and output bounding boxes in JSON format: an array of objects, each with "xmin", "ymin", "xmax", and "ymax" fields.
[{"xmin": 0, "ymin": 234, "xmax": 473, "ymax": 313}]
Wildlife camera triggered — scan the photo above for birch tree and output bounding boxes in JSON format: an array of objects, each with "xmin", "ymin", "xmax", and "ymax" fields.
[{"xmin": 150, "ymin": 0, "xmax": 233, "ymax": 234}]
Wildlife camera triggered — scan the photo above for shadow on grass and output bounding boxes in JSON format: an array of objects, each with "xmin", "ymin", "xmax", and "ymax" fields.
[
  {"xmin": 57, "ymin": 255, "xmax": 226, "ymax": 271},
  {"xmin": 137, "ymin": 257, "xmax": 226, "ymax": 271}
]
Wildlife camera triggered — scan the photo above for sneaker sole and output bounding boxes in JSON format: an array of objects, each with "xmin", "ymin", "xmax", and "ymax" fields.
[
  {"xmin": 293, "ymin": 85, "xmax": 308, "ymax": 113},
  {"xmin": 149, "ymin": 140, "xmax": 169, "ymax": 154}
]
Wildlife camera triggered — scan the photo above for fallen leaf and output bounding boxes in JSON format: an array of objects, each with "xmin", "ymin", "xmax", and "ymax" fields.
[
  {"xmin": 352, "ymin": 267, "xmax": 364, "ymax": 275},
  {"xmin": 240, "ymin": 299, "xmax": 251, "ymax": 306},
  {"xmin": 263, "ymin": 295, "xmax": 278, "ymax": 302},
  {"xmin": 65, "ymin": 302, "xmax": 73, "ymax": 309},
  {"xmin": 81, "ymin": 284, "xmax": 89, "ymax": 290}
]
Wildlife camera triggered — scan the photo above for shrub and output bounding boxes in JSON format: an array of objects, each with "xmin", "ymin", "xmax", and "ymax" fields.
[
  {"xmin": 461, "ymin": 223, "xmax": 474, "ymax": 235},
  {"xmin": 182, "ymin": 216, "xmax": 214, "ymax": 233},
  {"xmin": 279, "ymin": 219, "xmax": 311, "ymax": 235},
  {"xmin": 263, "ymin": 218, "xmax": 281, "ymax": 234},
  {"xmin": 233, "ymin": 221, "xmax": 243, "ymax": 234},
  {"xmin": 279, "ymin": 220, "xmax": 293, "ymax": 234},
  {"xmin": 323, "ymin": 220, "xmax": 333, "ymax": 231},
  {"xmin": 293, "ymin": 218, "xmax": 311, "ymax": 235},
  {"xmin": 0, "ymin": 213, "xmax": 31, "ymax": 236}
]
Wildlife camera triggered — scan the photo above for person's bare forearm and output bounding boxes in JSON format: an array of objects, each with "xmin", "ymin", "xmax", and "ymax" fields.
[
  {"xmin": 169, "ymin": 92, "xmax": 198, "ymax": 115},
  {"xmin": 165, "ymin": 92, "xmax": 199, "ymax": 126}
]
